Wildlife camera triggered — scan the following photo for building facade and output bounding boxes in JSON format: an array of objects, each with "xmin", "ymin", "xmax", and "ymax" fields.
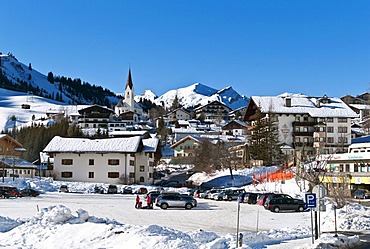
[{"xmin": 43, "ymin": 136, "xmax": 160, "ymax": 184}]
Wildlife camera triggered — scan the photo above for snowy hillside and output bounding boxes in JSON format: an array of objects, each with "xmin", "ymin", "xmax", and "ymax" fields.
[
  {"xmin": 142, "ymin": 82, "xmax": 249, "ymax": 110},
  {"xmin": 134, "ymin": 90, "xmax": 158, "ymax": 103},
  {"xmin": 0, "ymin": 54, "xmax": 74, "ymax": 104},
  {"xmin": 0, "ymin": 87, "xmax": 86, "ymax": 132}
]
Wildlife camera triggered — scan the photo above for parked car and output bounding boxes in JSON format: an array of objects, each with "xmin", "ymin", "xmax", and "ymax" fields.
[
  {"xmin": 243, "ymin": 192, "xmax": 258, "ymax": 204},
  {"xmin": 200, "ymin": 189, "xmax": 221, "ymax": 199},
  {"xmin": 264, "ymin": 193, "xmax": 292, "ymax": 205},
  {"xmin": 59, "ymin": 185, "xmax": 69, "ymax": 193},
  {"xmin": 20, "ymin": 188, "xmax": 40, "ymax": 197},
  {"xmin": 107, "ymin": 185, "xmax": 118, "ymax": 194},
  {"xmin": 0, "ymin": 189, "xmax": 10, "ymax": 198},
  {"xmin": 223, "ymin": 189, "xmax": 245, "ymax": 201},
  {"xmin": 353, "ymin": 189, "xmax": 370, "ymax": 199},
  {"xmin": 155, "ymin": 194, "xmax": 197, "ymax": 209},
  {"xmin": 257, "ymin": 193, "xmax": 273, "ymax": 206},
  {"xmin": 212, "ymin": 190, "xmax": 226, "ymax": 201},
  {"xmin": 0, "ymin": 186, "xmax": 22, "ymax": 197},
  {"xmin": 264, "ymin": 196, "xmax": 306, "ymax": 212},
  {"xmin": 94, "ymin": 186, "xmax": 104, "ymax": 194},
  {"xmin": 122, "ymin": 186, "xmax": 133, "ymax": 194},
  {"xmin": 137, "ymin": 187, "xmax": 148, "ymax": 194}
]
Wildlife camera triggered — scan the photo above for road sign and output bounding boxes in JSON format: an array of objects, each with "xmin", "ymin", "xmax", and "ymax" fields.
[{"xmin": 305, "ymin": 193, "xmax": 317, "ymax": 208}]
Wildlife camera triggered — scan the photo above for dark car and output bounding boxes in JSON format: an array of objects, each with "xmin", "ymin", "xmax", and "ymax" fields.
[
  {"xmin": 0, "ymin": 189, "xmax": 10, "ymax": 198},
  {"xmin": 94, "ymin": 186, "xmax": 104, "ymax": 194},
  {"xmin": 244, "ymin": 192, "xmax": 258, "ymax": 204},
  {"xmin": 122, "ymin": 186, "xmax": 133, "ymax": 194},
  {"xmin": 107, "ymin": 185, "xmax": 118, "ymax": 194},
  {"xmin": 353, "ymin": 189, "xmax": 370, "ymax": 199},
  {"xmin": 264, "ymin": 196, "xmax": 306, "ymax": 212},
  {"xmin": 223, "ymin": 189, "xmax": 245, "ymax": 201},
  {"xmin": 59, "ymin": 185, "xmax": 69, "ymax": 193},
  {"xmin": 20, "ymin": 188, "xmax": 40, "ymax": 197},
  {"xmin": 264, "ymin": 193, "xmax": 292, "ymax": 205},
  {"xmin": 0, "ymin": 186, "xmax": 22, "ymax": 197}
]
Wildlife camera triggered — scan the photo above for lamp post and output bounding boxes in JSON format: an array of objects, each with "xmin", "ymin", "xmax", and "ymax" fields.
[{"xmin": 236, "ymin": 198, "xmax": 241, "ymax": 248}]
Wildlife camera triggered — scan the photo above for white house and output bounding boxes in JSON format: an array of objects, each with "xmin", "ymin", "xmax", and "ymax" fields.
[{"xmin": 43, "ymin": 136, "xmax": 160, "ymax": 184}]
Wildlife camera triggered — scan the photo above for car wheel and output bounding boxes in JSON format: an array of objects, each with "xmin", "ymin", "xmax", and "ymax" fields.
[
  {"xmin": 160, "ymin": 203, "xmax": 168, "ymax": 210},
  {"xmin": 298, "ymin": 206, "xmax": 305, "ymax": 212},
  {"xmin": 273, "ymin": 206, "xmax": 280, "ymax": 212},
  {"xmin": 228, "ymin": 197, "xmax": 232, "ymax": 201},
  {"xmin": 185, "ymin": 203, "xmax": 193, "ymax": 209}
]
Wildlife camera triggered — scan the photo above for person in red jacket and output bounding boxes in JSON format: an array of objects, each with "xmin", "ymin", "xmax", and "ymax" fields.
[
  {"xmin": 146, "ymin": 194, "xmax": 152, "ymax": 209},
  {"xmin": 135, "ymin": 195, "xmax": 142, "ymax": 209}
]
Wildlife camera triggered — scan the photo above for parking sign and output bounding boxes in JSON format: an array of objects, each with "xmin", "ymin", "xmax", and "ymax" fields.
[{"xmin": 305, "ymin": 193, "xmax": 317, "ymax": 208}]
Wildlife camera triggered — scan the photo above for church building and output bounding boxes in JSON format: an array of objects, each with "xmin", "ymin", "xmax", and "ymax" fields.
[{"xmin": 115, "ymin": 69, "xmax": 144, "ymax": 122}]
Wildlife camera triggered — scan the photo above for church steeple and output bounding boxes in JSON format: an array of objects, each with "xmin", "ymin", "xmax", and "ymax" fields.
[
  {"xmin": 126, "ymin": 68, "xmax": 133, "ymax": 90},
  {"xmin": 124, "ymin": 68, "xmax": 135, "ymax": 112}
]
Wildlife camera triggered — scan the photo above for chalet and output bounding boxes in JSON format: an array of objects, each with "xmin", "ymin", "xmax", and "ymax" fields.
[
  {"xmin": 170, "ymin": 135, "xmax": 202, "ymax": 157},
  {"xmin": 194, "ymin": 101, "xmax": 233, "ymax": 123},
  {"xmin": 0, "ymin": 134, "xmax": 36, "ymax": 178},
  {"xmin": 166, "ymin": 108, "xmax": 191, "ymax": 124},
  {"xmin": 77, "ymin": 105, "xmax": 115, "ymax": 130},
  {"xmin": 244, "ymin": 93, "xmax": 358, "ymax": 161},
  {"xmin": 221, "ymin": 120, "xmax": 248, "ymax": 136},
  {"xmin": 43, "ymin": 136, "xmax": 161, "ymax": 184}
]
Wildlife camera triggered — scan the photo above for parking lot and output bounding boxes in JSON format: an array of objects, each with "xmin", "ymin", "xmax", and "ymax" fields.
[{"xmin": 0, "ymin": 192, "xmax": 312, "ymax": 235}]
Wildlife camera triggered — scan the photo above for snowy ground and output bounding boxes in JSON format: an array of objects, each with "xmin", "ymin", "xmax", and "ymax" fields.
[{"xmin": 0, "ymin": 176, "xmax": 367, "ymax": 248}]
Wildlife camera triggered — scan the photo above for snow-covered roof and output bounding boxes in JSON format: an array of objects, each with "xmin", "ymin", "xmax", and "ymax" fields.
[
  {"xmin": 142, "ymin": 138, "xmax": 159, "ymax": 152},
  {"xmin": 109, "ymin": 131, "xmax": 148, "ymax": 137},
  {"xmin": 43, "ymin": 136, "xmax": 142, "ymax": 153},
  {"xmin": 1, "ymin": 157, "xmax": 37, "ymax": 169},
  {"xmin": 251, "ymin": 94, "xmax": 357, "ymax": 118},
  {"xmin": 349, "ymin": 104, "xmax": 370, "ymax": 110}
]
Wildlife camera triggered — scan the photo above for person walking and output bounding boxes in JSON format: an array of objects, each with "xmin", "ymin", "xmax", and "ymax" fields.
[
  {"xmin": 135, "ymin": 195, "xmax": 141, "ymax": 209},
  {"xmin": 146, "ymin": 194, "xmax": 152, "ymax": 209}
]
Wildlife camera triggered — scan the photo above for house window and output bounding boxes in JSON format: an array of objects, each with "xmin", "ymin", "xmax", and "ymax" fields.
[
  {"xmin": 61, "ymin": 159, "xmax": 73, "ymax": 165},
  {"xmin": 89, "ymin": 159, "xmax": 94, "ymax": 165},
  {"xmin": 139, "ymin": 176, "xmax": 145, "ymax": 182},
  {"xmin": 338, "ymin": 127, "xmax": 347, "ymax": 133},
  {"xmin": 327, "ymin": 127, "xmax": 334, "ymax": 133},
  {"xmin": 149, "ymin": 173, "xmax": 153, "ymax": 178},
  {"xmin": 327, "ymin": 137, "xmax": 334, "ymax": 143},
  {"xmin": 88, "ymin": 172, "xmax": 94, "ymax": 178},
  {"xmin": 130, "ymin": 160, "xmax": 135, "ymax": 166},
  {"xmin": 326, "ymin": 118, "xmax": 333, "ymax": 122},
  {"xmin": 61, "ymin": 171, "xmax": 73, "ymax": 178},
  {"xmin": 28, "ymin": 170, "xmax": 30, "ymax": 174},
  {"xmin": 338, "ymin": 137, "xmax": 348, "ymax": 143},
  {"xmin": 130, "ymin": 153, "xmax": 135, "ymax": 157},
  {"xmin": 338, "ymin": 118, "xmax": 347, "ymax": 123},
  {"xmin": 140, "ymin": 166, "xmax": 145, "ymax": 172},
  {"xmin": 108, "ymin": 159, "xmax": 119, "ymax": 165},
  {"xmin": 149, "ymin": 153, "xmax": 153, "ymax": 158},
  {"xmin": 108, "ymin": 172, "xmax": 119, "ymax": 178},
  {"xmin": 129, "ymin": 172, "xmax": 135, "ymax": 178}
]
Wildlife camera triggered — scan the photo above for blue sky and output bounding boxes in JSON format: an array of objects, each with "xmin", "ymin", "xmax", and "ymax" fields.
[{"xmin": 2, "ymin": 1, "xmax": 370, "ymax": 98}]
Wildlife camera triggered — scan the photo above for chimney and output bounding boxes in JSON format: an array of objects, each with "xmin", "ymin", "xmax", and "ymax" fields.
[
  {"xmin": 316, "ymin": 100, "xmax": 321, "ymax": 108},
  {"xmin": 285, "ymin": 97, "xmax": 291, "ymax": 107}
]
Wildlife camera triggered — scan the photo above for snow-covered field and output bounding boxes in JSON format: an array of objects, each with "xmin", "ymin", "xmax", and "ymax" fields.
[{"xmin": 0, "ymin": 176, "xmax": 367, "ymax": 248}]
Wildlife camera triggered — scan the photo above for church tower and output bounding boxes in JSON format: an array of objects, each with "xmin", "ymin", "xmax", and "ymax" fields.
[{"xmin": 124, "ymin": 68, "xmax": 135, "ymax": 112}]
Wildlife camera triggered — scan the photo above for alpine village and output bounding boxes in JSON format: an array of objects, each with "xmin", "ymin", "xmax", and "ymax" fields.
[{"xmin": 1, "ymin": 51, "xmax": 370, "ymax": 201}]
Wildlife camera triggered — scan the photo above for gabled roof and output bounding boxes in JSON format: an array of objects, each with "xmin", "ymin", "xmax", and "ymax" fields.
[
  {"xmin": 78, "ymin": 104, "xmax": 115, "ymax": 114},
  {"xmin": 43, "ymin": 136, "xmax": 142, "ymax": 153},
  {"xmin": 170, "ymin": 135, "xmax": 202, "ymax": 149},
  {"xmin": 194, "ymin": 100, "xmax": 233, "ymax": 111},
  {"xmin": 222, "ymin": 120, "xmax": 248, "ymax": 130},
  {"xmin": 167, "ymin": 108, "xmax": 190, "ymax": 115},
  {"xmin": 0, "ymin": 134, "xmax": 24, "ymax": 149},
  {"xmin": 249, "ymin": 94, "xmax": 357, "ymax": 118}
]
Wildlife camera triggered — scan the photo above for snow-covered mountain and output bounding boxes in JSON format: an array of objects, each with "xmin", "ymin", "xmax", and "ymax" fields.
[{"xmin": 136, "ymin": 83, "xmax": 249, "ymax": 110}]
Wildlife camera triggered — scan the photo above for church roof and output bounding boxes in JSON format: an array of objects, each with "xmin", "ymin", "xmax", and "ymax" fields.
[{"xmin": 126, "ymin": 68, "xmax": 133, "ymax": 90}]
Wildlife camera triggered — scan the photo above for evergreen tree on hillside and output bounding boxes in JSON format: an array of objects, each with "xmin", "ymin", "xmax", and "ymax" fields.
[{"xmin": 47, "ymin": 72, "xmax": 54, "ymax": 83}]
